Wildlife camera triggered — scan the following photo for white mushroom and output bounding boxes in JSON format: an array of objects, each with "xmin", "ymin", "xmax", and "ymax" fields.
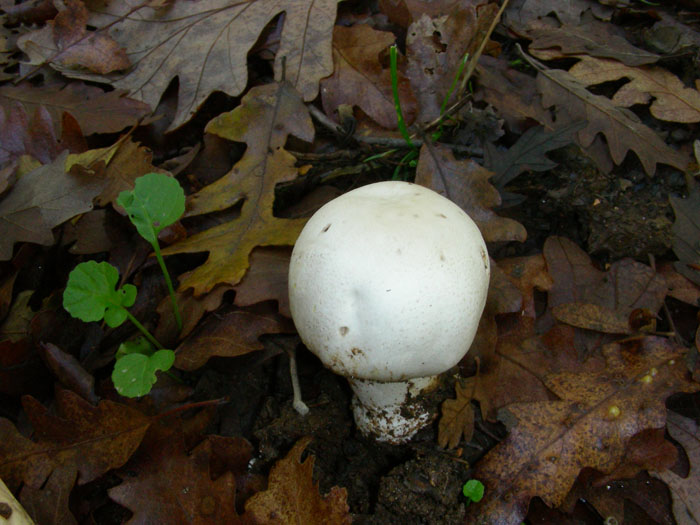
[{"xmin": 288, "ymin": 181, "xmax": 490, "ymax": 443}]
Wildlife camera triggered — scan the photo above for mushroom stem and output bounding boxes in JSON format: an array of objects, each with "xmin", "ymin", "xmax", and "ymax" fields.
[
  {"xmin": 348, "ymin": 375, "xmax": 439, "ymax": 443},
  {"xmin": 288, "ymin": 348, "xmax": 309, "ymax": 416}
]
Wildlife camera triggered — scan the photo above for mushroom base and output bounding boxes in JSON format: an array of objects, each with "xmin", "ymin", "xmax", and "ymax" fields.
[{"xmin": 348, "ymin": 376, "xmax": 439, "ymax": 444}]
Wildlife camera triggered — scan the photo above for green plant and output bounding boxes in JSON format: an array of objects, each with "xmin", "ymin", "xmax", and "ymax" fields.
[
  {"xmin": 463, "ymin": 479, "xmax": 484, "ymax": 504},
  {"xmin": 116, "ymin": 172, "xmax": 185, "ymax": 331},
  {"xmin": 63, "ymin": 172, "xmax": 186, "ymax": 397}
]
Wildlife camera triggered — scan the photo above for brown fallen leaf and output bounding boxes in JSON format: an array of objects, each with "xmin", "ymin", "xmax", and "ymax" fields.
[
  {"xmin": 0, "ymin": 151, "xmax": 105, "ymax": 260},
  {"xmin": 39, "ymin": 342, "xmax": 97, "ymax": 405},
  {"xmin": 503, "ymin": 0, "xmax": 596, "ymax": 32},
  {"xmin": 0, "ymin": 103, "xmax": 61, "ymax": 170},
  {"xmin": 438, "ymin": 381, "xmax": 475, "ymax": 449},
  {"xmin": 47, "ymin": 0, "xmax": 129, "ymax": 74},
  {"xmin": 651, "ymin": 411, "xmax": 700, "ymax": 525},
  {"xmin": 20, "ymin": 467, "xmax": 77, "ymax": 525},
  {"xmin": 244, "ymin": 437, "xmax": 351, "ymax": 525},
  {"xmin": 233, "ymin": 247, "xmax": 293, "ymax": 317},
  {"xmin": 415, "ymin": 142, "xmax": 527, "ymax": 243},
  {"xmin": 0, "ymin": 389, "xmax": 150, "ymax": 491},
  {"xmin": 0, "ymin": 83, "xmax": 150, "ymax": 135},
  {"xmin": 568, "ymin": 56, "xmax": 700, "ymax": 123},
  {"xmin": 528, "ymin": 50, "xmax": 690, "ymax": 175},
  {"xmin": 321, "ymin": 24, "xmax": 417, "ymax": 129},
  {"xmin": 19, "ymin": 0, "xmax": 338, "ymax": 130},
  {"xmin": 466, "ymin": 337, "xmax": 699, "ymax": 525},
  {"xmin": 551, "ymin": 302, "xmax": 632, "ymax": 335},
  {"xmin": 405, "ymin": 6, "xmax": 483, "ymax": 123},
  {"xmin": 527, "ymin": 20, "xmax": 660, "ymax": 66},
  {"xmin": 109, "ymin": 434, "xmax": 238, "ymax": 525},
  {"xmin": 174, "ymin": 308, "xmax": 293, "ymax": 371},
  {"xmin": 161, "ymin": 82, "xmax": 313, "ymax": 295}
]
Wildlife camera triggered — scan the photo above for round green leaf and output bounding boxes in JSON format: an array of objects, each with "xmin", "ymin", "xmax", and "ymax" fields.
[
  {"xmin": 116, "ymin": 172, "xmax": 185, "ymax": 244},
  {"xmin": 112, "ymin": 349, "xmax": 175, "ymax": 398},
  {"xmin": 63, "ymin": 261, "xmax": 135, "ymax": 326},
  {"xmin": 463, "ymin": 479, "xmax": 484, "ymax": 503}
]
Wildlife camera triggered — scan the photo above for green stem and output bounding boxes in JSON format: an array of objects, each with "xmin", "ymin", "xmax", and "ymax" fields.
[
  {"xmin": 151, "ymin": 240, "xmax": 182, "ymax": 332},
  {"xmin": 389, "ymin": 45, "xmax": 416, "ymax": 151},
  {"xmin": 163, "ymin": 369, "xmax": 184, "ymax": 384},
  {"xmin": 124, "ymin": 310, "xmax": 163, "ymax": 349}
]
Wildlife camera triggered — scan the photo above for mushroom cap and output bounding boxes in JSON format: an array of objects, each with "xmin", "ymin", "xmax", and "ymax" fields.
[{"xmin": 288, "ymin": 181, "xmax": 490, "ymax": 382}]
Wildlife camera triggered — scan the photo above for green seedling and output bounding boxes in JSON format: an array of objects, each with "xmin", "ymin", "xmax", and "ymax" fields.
[
  {"xmin": 117, "ymin": 172, "xmax": 185, "ymax": 331},
  {"xmin": 63, "ymin": 260, "xmax": 176, "ymax": 397},
  {"xmin": 389, "ymin": 45, "xmax": 417, "ymax": 153},
  {"xmin": 463, "ymin": 479, "xmax": 485, "ymax": 504},
  {"xmin": 113, "ymin": 338, "xmax": 175, "ymax": 397}
]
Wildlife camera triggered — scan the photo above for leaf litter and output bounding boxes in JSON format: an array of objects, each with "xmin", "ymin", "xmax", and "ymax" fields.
[{"xmin": 0, "ymin": 1, "xmax": 699, "ymax": 524}]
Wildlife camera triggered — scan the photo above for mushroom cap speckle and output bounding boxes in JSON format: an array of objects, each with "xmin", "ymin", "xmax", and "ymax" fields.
[{"xmin": 288, "ymin": 181, "xmax": 490, "ymax": 382}]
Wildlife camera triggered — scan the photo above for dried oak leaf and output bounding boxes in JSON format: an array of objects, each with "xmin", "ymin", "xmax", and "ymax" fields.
[
  {"xmin": 0, "ymin": 389, "xmax": 150, "ymax": 491},
  {"xmin": 415, "ymin": 143, "xmax": 526, "ymax": 243},
  {"xmin": 109, "ymin": 434, "xmax": 238, "ymax": 525},
  {"xmin": 0, "ymin": 83, "xmax": 150, "ymax": 135},
  {"xmin": 0, "ymin": 151, "xmax": 105, "ymax": 260},
  {"xmin": 405, "ymin": 7, "xmax": 482, "ymax": 123},
  {"xmin": 20, "ymin": 466, "xmax": 78, "ymax": 525},
  {"xmin": 651, "ymin": 411, "xmax": 700, "ymax": 525},
  {"xmin": 568, "ymin": 56, "xmax": 700, "ymax": 123},
  {"xmin": 466, "ymin": 337, "xmax": 699, "ymax": 525},
  {"xmin": 175, "ymin": 308, "xmax": 293, "ymax": 371},
  {"xmin": 438, "ymin": 381, "xmax": 475, "ymax": 449},
  {"xmin": 485, "ymin": 121, "xmax": 585, "ymax": 189},
  {"xmin": 527, "ymin": 20, "xmax": 660, "ymax": 66},
  {"xmin": 542, "ymin": 236, "xmax": 667, "ymax": 350},
  {"xmin": 49, "ymin": 0, "xmax": 130, "ymax": 74},
  {"xmin": 244, "ymin": 437, "xmax": 351, "ymax": 525},
  {"xmin": 503, "ymin": 0, "xmax": 599, "ymax": 33},
  {"xmin": 19, "ymin": 0, "xmax": 338, "ymax": 130},
  {"xmin": 161, "ymin": 82, "xmax": 313, "ymax": 295},
  {"xmin": 530, "ymin": 52, "xmax": 689, "ymax": 175},
  {"xmin": 321, "ymin": 24, "xmax": 416, "ymax": 129}
]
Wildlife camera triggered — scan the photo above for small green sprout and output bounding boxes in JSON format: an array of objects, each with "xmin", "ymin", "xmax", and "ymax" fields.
[
  {"xmin": 463, "ymin": 479, "xmax": 484, "ymax": 504},
  {"xmin": 63, "ymin": 261, "xmax": 175, "ymax": 398},
  {"xmin": 117, "ymin": 172, "xmax": 185, "ymax": 331},
  {"xmin": 113, "ymin": 338, "xmax": 175, "ymax": 397}
]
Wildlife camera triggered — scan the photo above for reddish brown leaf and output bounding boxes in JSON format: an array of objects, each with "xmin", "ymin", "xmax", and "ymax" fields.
[
  {"xmin": 109, "ymin": 435, "xmax": 238, "ymax": 525},
  {"xmin": 244, "ymin": 437, "xmax": 351, "ymax": 524},
  {"xmin": 0, "ymin": 389, "xmax": 150, "ymax": 490},
  {"xmin": 0, "ymin": 103, "xmax": 61, "ymax": 169},
  {"xmin": 49, "ymin": 0, "xmax": 129, "ymax": 74},
  {"xmin": 39, "ymin": 343, "xmax": 97, "ymax": 404},
  {"xmin": 0, "ymin": 83, "xmax": 151, "ymax": 135},
  {"xmin": 438, "ymin": 381, "xmax": 475, "ymax": 449},
  {"xmin": 174, "ymin": 308, "xmax": 294, "ymax": 371},
  {"xmin": 552, "ymin": 302, "xmax": 632, "ymax": 334},
  {"xmin": 20, "ymin": 466, "xmax": 77, "ymax": 525},
  {"xmin": 467, "ymin": 337, "xmax": 699, "ymax": 525},
  {"xmin": 415, "ymin": 143, "xmax": 526, "ymax": 243},
  {"xmin": 321, "ymin": 24, "xmax": 416, "ymax": 129}
]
